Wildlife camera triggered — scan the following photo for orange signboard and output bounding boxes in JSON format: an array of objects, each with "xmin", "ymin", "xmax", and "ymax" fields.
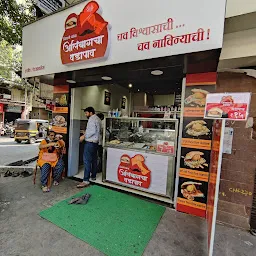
[
  {"xmin": 184, "ymin": 107, "xmax": 205, "ymax": 117},
  {"xmin": 179, "ymin": 168, "xmax": 209, "ymax": 182},
  {"xmin": 52, "ymin": 126, "xmax": 67, "ymax": 134},
  {"xmin": 177, "ymin": 198, "xmax": 206, "ymax": 211},
  {"xmin": 53, "ymin": 107, "xmax": 69, "ymax": 113},
  {"xmin": 53, "ymin": 85, "xmax": 69, "ymax": 93},
  {"xmin": 181, "ymin": 138, "xmax": 211, "ymax": 150},
  {"xmin": 60, "ymin": 1, "xmax": 109, "ymax": 65},
  {"xmin": 118, "ymin": 154, "xmax": 151, "ymax": 189}
]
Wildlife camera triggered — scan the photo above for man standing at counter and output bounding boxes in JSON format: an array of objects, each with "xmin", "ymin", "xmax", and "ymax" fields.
[{"xmin": 77, "ymin": 107, "xmax": 101, "ymax": 188}]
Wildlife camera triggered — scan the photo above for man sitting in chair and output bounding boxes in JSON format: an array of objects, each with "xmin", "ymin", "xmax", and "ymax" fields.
[{"xmin": 38, "ymin": 131, "xmax": 65, "ymax": 192}]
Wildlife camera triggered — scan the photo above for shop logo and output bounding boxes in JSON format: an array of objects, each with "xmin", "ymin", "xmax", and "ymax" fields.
[
  {"xmin": 118, "ymin": 154, "xmax": 151, "ymax": 189},
  {"xmin": 60, "ymin": 1, "xmax": 109, "ymax": 65}
]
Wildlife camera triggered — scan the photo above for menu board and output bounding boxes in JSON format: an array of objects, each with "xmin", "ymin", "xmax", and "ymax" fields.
[{"xmin": 177, "ymin": 72, "xmax": 217, "ymax": 218}]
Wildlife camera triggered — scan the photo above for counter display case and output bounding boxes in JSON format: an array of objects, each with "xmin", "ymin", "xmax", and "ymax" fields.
[
  {"xmin": 104, "ymin": 117, "xmax": 178, "ymax": 156},
  {"xmin": 103, "ymin": 117, "xmax": 179, "ymax": 199}
]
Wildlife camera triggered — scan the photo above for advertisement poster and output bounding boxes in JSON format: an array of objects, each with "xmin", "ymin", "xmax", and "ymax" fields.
[
  {"xmin": 156, "ymin": 140, "xmax": 175, "ymax": 155},
  {"xmin": 106, "ymin": 148, "xmax": 169, "ymax": 195},
  {"xmin": 45, "ymin": 100, "xmax": 55, "ymax": 111},
  {"xmin": 104, "ymin": 91, "xmax": 111, "ymax": 105},
  {"xmin": 52, "ymin": 85, "xmax": 69, "ymax": 134},
  {"xmin": 204, "ymin": 93, "xmax": 251, "ymax": 121},
  {"xmin": 121, "ymin": 97, "xmax": 126, "ymax": 109},
  {"xmin": 177, "ymin": 72, "xmax": 217, "ymax": 218}
]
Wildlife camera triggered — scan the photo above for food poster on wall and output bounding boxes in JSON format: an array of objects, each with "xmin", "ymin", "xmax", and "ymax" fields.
[
  {"xmin": 177, "ymin": 72, "xmax": 217, "ymax": 218},
  {"xmin": 182, "ymin": 117, "xmax": 213, "ymax": 150},
  {"xmin": 121, "ymin": 96, "xmax": 126, "ymax": 109},
  {"xmin": 204, "ymin": 93, "xmax": 251, "ymax": 121},
  {"xmin": 52, "ymin": 85, "xmax": 69, "ymax": 135},
  {"xmin": 106, "ymin": 148, "xmax": 169, "ymax": 195},
  {"xmin": 104, "ymin": 91, "xmax": 111, "ymax": 105},
  {"xmin": 184, "ymin": 85, "xmax": 216, "ymax": 117},
  {"xmin": 180, "ymin": 147, "xmax": 211, "ymax": 181}
]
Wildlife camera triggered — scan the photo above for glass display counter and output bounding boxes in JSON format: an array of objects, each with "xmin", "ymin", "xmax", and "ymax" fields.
[{"xmin": 103, "ymin": 117, "xmax": 179, "ymax": 199}]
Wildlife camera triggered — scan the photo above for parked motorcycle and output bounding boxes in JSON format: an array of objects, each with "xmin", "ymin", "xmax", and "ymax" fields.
[
  {"xmin": 0, "ymin": 122, "xmax": 15, "ymax": 137},
  {"xmin": 5, "ymin": 123, "xmax": 15, "ymax": 138}
]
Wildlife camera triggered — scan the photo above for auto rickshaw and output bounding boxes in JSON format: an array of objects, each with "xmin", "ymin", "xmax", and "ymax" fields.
[{"xmin": 15, "ymin": 119, "xmax": 49, "ymax": 144}]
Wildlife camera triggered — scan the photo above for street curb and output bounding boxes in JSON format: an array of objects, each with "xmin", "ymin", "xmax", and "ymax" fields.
[
  {"xmin": 0, "ymin": 166, "xmax": 34, "ymax": 174},
  {"xmin": 6, "ymin": 157, "xmax": 38, "ymax": 166}
]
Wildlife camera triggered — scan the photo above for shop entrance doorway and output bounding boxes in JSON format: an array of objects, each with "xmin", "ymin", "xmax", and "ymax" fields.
[
  {"xmin": 68, "ymin": 55, "xmax": 185, "ymax": 203},
  {"xmin": 4, "ymin": 112, "xmax": 21, "ymax": 123}
]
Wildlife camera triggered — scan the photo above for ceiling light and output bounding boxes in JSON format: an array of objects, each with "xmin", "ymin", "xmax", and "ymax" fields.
[
  {"xmin": 66, "ymin": 79, "xmax": 76, "ymax": 84},
  {"xmin": 101, "ymin": 76, "xmax": 112, "ymax": 81},
  {"xmin": 128, "ymin": 84, "xmax": 133, "ymax": 88},
  {"xmin": 151, "ymin": 70, "xmax": 163, "ymax": 76}
]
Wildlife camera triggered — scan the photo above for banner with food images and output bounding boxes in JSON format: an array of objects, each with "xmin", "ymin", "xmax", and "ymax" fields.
[
  {"xmin": 177, "ymin": 72, "xmax": 217, "ymax": 218},
  {"xmin": 52, "ymin": 85, "xmax": 69, "ymax": 134}
]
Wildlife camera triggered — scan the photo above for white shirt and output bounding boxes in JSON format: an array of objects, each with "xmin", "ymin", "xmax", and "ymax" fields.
[{"xmin": 85, "ymin": 115, "xmax": 101, "ymax": 143}]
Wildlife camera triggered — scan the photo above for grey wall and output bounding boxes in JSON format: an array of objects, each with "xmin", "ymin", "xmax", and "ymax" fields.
[{"xmin": 80, "ymin": 84, "xmax": 130, "ymax": 119}]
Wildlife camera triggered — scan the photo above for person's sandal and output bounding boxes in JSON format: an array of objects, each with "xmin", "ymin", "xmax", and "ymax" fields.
[
  {"xmin": 53, "ymin": 181, "xmax": 59, "ymax": 186},
  {"xmin": 12, "ymin": 171, "xmax": 20, "ymax": 177},
  {"xmin": 81, "ymin": 193, "xmax": 91, "ymax": 204},
  {"xmin": 4, "ymin": 170, "xmax": 12, "ymax": 177},
  {"xmin": 76, "ymin": 181, "xmax": 90, "ymax": 188},
  {"xmin": 42, "ymin": 186, "xmax": 50, "ymax": 193}
]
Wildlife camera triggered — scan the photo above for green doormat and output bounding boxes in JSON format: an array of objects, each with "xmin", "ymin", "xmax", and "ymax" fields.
[{"xmin": 39, "ymin": 185, "xmax": 165, "ymax": 256}]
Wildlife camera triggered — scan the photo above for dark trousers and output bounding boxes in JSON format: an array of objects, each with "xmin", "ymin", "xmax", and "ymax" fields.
[
  {"xmin": 83, "ymin": 142, "xmax": 98, "ymax": 181},
  {"xmin": 97, "ymin": 145, "xmax": 103, "ymax": 173},
  {"xmin": 41, "ymin": 159, "xmax": 64, "ymax": 186}
]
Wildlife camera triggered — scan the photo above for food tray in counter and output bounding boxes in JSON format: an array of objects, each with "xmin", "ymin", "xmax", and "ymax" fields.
[{"xmin": 105, "ymin": 140, "xmax": 176, "ymax": 156}]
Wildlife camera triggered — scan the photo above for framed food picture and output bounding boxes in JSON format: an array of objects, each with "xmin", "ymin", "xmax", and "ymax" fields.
[
  {"xmin": 121, "ymin": 97, "xmax": 126, "ymax": 109},
  {"xmin": 104, "ymin": 91, "xmax": 111, "ymax": 105}
]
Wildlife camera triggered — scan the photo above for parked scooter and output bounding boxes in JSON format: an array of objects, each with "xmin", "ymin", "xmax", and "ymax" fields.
[
  {"xmin": 0, "ymin": 122, "xmax": 15, "ymax": 137},
  {"xmin": 5, "ymin": 122, "xmax": 15, "ymax": 138}
]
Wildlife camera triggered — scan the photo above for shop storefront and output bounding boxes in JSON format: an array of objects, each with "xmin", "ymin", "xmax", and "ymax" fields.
[
  {"xmin": 22, "ymin": 0, "xmax": 227, "ymax": 217},
  {"xmin": 4, "ymin": 105, "xmax": 23, "ymax": 123}
]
